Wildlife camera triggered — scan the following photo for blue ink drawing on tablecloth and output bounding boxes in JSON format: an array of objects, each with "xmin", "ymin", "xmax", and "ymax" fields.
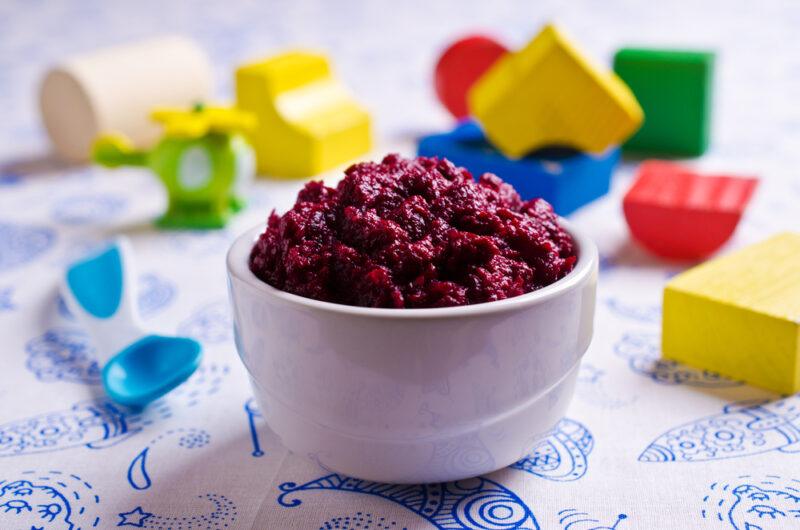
[
  {"xmin": 640, "ymin": 395, "xmax": 800, "ymax": 463},
  {"xmin": 0, "ymin": 400, "xmax": 161, "ymax": 457},
  {"xmin": 24, "ymin": 320, "xmax": 226, "ymax": 395},
  {"xmin": 320, "ymin": 513, "xmax": 403, "ymax": 529},
  {"xmin": 0, "ymin": 222, "xmax": 56, "ymax": 272},
  {"xmin": 279, "ymin": 474, "xmax": 539, "ymax": 529},
  {"xmin": 575, "ymin": 364, "xmax": 637, "ymax": 410},
  {"xmin": 0, "ymin": 287, "xmax": 14, "ymax": 311},
  {"xmin": 118, "ymin": 494, "xmax": 237, "ymax": 528},
  {"xmin": 56, "ymin": 272, "xmax": 176, "ymax": 322},
  {"xmin": 0, "ymin": 171, "xmax": 22, "ymax": 185},
  {"xmin": 167, "ymin": 230, "xmax": 232, "ymax": 257},
  {"xmin": 127, "ymin": 428, "xmax": 210, "ymax": 490},
  {"xmin": 25, "ymin": 328, "xmax": 101, "ymax": 384},
  {"xmin": 118, "ymin": 505, "xmax": 152, "ymax": 527},
  {"xmin": 178, "ymin": 301, "xmax": 233, "ymax": 344},
  {"xmin": 598, "ymin": 254, "xmax": 614, "ymax": 275},
  {"xmin": 168, "ymin": 362, "xmax": 229, "ymax": 407},
  {"xmin": 559, "ymin": 508, "xmax": 628, "ymax": 530},
  {"xmin": 0, "ymin": 469, "xmax": 101, "ymax": 528},
  {"xmin": 511, "ymin": 419, "xmax": 593, "ymax": 482},
  {"xmin": 137, "ymin": 273, "xmax": 176, "ymax": 318},
  {"xmin": 57, "ymin": 293, "xmax": 73, "ymax": 319},
  {"xmin": 614, "ymin": 332, "xmax": 743, "ymax": 387},
  {"xmin": 50, "ymin": 193, "xmax": 127, "ymax": 225},
  {"xmin": 701, "ymin": 475, "xmax": 800, "ymax": 529},
  {"xmin": 603, "ymin": 298, "xmax": 661, "ymax": 324},
  {"xmin": 245, "ymin": 398, "xmax": 265, "ymax": 457},
  {"xmin": 1, "ymin": 365, "xmax": 227, "ymax": 457}
]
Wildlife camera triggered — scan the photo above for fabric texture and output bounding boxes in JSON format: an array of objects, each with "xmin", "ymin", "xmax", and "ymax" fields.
[{"xmin": 1, "ymin": 1, "xmax": 799, "ymax": 528}]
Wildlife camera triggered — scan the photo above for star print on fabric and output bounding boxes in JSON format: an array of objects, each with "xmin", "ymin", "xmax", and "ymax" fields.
[{"xmin": 117, "ymin": 506, "xmax": 152, "ymax": 527}]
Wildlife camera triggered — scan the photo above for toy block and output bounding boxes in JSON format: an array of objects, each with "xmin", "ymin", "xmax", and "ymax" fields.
[
  {"xmin": 39, "ymin": 35, "xmax": 212, "ymax": 162},
  {"xmin": 434, "ymin": 35, "xmax": 508, "ymax": 119},
  {"xmin": 235, "ymin": 51, "xmax": 372, "ymax": 178},
  {"xmin": 662, "ymin": 233, "xmax": 800, "ymax": 394},
  {"xmin": 623, "ymin": 161, "xmax": 758, "ymax": 259},
  {"xmin": 614, "ymin": 48, "xmax": 714, "ymax": 156},
  {"xmin": 417, "ymin": 120, "xmax": 619, "ymax": 215},
  {"xmin": 468, "ymin": 24, "xmax": 643, "ymax": 158}
]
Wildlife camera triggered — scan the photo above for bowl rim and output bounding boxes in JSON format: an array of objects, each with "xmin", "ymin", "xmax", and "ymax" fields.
[{"xmin": 227, "ymin": 218, "xmax": 597, "ymax": 319}]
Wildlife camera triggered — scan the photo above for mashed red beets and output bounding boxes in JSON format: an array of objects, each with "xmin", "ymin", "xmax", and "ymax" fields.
[{"xmin": 249, "ymin": 154, "xmax": 577, "ymax": 308}]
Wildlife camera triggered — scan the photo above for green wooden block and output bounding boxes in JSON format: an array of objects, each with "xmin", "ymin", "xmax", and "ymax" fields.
[{"xmin": 613, "ymin": 48, "xmax": 714, "ymax": 157}]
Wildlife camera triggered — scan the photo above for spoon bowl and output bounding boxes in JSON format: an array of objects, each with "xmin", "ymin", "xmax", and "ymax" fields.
[{"xmin": 103, "ymin": 335, "xmax": 202, "ymax": 407}]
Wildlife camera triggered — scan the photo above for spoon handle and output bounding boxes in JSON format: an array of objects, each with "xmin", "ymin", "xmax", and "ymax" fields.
[{"xmin": 62, "ymin": 237, "xmax": 144, "ymax": 366}]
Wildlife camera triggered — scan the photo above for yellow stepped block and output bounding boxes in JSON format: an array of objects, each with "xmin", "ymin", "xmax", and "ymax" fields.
[
  {"xmin": 236, "ymin": 51, "xmax": 372, "ymax": 178},
  {"xmin": 663, "ymin": 233, "xmax": 800, "ymax": 394},
  {"xmin": 468, "ymin": 24, "xmax": 643, "ymax": 157}
]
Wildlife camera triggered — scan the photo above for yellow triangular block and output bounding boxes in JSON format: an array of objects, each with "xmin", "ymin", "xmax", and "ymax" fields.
[
  {"xmin": 663, "ymin": 233, "xmax": 800, "ymax": 394},
  {"xmin": 236, "ymin": 51, "xmax": 372, "ymax": 178},
  {"xmin": 468, "ymin": 24, "xmax": 643, "ymax": 157}
]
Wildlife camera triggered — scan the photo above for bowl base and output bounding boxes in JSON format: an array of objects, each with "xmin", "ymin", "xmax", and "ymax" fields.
[{"xmin": 252, "ymin": 363, "xmax": 580, "ymax": 484}]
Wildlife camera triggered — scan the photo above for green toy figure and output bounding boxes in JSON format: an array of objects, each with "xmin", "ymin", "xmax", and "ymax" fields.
[{"xmin": 93, "ymin": 104, "xmax": 256, "ymax": 229}]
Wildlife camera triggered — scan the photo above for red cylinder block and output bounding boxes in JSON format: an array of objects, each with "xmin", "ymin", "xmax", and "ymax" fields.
[{"xmin": 434, "ymin": 35, "xmax": 509, "ymax": 119}]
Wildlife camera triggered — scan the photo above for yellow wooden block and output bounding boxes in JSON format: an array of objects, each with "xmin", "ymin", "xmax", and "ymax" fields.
[
  {"xmin": 468, "ymin": 24, "xmax": 643, "ymax": 157},
  {"xmin": 235, "ymin": 51, "xmax": 372, "ymax": 178},
  {"xmin": 662, "ymin": 233, "xmax": 800, "ymax": 394}
]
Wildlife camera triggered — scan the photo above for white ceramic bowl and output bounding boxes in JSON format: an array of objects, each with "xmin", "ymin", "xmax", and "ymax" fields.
[{"xmin": 227, "ymin": 222, "xmax": 597, "ymax": 484}]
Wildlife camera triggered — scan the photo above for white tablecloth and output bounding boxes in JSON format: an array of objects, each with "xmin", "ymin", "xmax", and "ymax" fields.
[{"xmin": 1, "ymin": 1, "xmax": 800, "ymax": 528}]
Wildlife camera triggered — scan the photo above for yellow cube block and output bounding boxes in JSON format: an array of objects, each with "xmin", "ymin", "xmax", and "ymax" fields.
[
  {"xmin": 236, "ymin": 51, "xmax": 372, "ymax": 178},
  {"xmin": 662, "ymin": 233, "xmax": 800, "ymax": 394},
  {"xmin": 468, "ymin": 24, "xmax": 643, "ymax": 157}
]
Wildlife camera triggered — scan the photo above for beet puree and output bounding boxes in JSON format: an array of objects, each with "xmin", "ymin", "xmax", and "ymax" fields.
[{"xmin": 249, "ymin": 154, "xmax": 577, "ymax": 308}]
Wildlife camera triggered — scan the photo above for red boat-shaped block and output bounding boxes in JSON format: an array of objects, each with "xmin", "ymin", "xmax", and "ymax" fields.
[{"xmin": 623, "ymin": 161, "xmax": 758, "ymax": 259}]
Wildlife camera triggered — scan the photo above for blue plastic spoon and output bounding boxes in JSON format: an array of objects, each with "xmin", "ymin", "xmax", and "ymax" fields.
[{"xmin": 62, "ymin": 238, "xmax": 202, "ymax": 407}]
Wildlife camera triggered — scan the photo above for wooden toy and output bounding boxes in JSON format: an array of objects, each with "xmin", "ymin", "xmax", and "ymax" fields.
[
  {"xmin": 39, "ymin": 35, "xmax": 212, "ymax": 163},
  {"xmin": 623, "ymin": 161, "xmax": 758, "ymax": 259},
  {"xmin": 663, "ymin": 233, "xmax": 800, "ymax": 394},
  {"xmin": 614, "ymin": 48, "xmax": 714, "ymax": 156},
  {"xmin": 418, "ymin": 120, "xmax": 619, "ymax": 215},
  {"xmin": 93, "ymin": 104, "xmax": 256, "ymax": 229},
  {"xmin": 434, "ymin": 35, "xmax": 508, "ymax": 119},
  {"xmin": 235, "ymin": 51, "xmax": 372, "ymax": 178},
  {"xmin": 468, "ymin": 24, "xmax": 643, "ymax": 158}
]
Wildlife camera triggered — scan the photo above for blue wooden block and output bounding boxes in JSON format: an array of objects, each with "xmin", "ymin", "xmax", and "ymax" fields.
[{"xmin": 417, "ymin": 121, "xmax": 619, "ymax": 216}]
